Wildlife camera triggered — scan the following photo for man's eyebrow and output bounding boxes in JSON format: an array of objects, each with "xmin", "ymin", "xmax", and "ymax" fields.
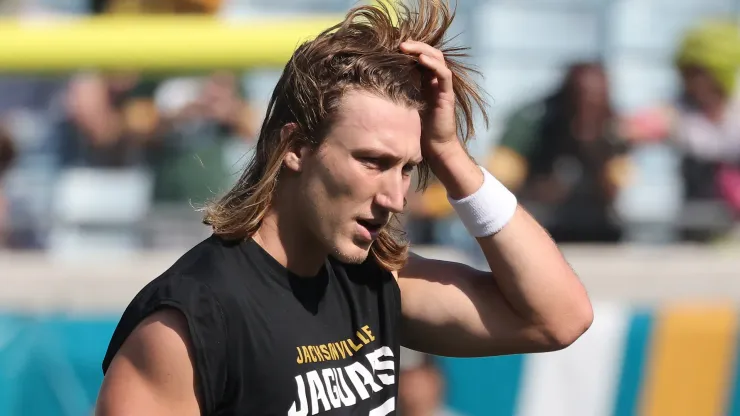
[{"xmin": 358, "ymin": 148, "xmax": 421, "ymax": 162}]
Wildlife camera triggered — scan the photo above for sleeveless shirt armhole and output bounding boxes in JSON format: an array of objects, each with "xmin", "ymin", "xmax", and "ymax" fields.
[
  {"xmin": 389, "ymin": 269, "xmax": 403, "ymax": 321},
  {"xmin": 102, "ymin": 274, "xmax": 229, "ymax": 415}
]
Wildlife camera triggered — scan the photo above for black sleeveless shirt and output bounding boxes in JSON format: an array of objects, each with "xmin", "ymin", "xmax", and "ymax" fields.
[{"xmin": 102, "ymin": 235, "xmax": 402, "ymax": 416}]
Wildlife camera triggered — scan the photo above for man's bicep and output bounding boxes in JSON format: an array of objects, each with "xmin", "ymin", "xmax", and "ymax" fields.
[
  {"xmin": 396, "ymin": 255, "xmax": 547, "ymax": 357},
  {"xmin": 96, "ymin": 309, "xmax": 201, "ymax": 416}
]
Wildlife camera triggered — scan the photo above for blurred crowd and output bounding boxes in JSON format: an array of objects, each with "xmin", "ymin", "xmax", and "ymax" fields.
[
  {"xmin": 0, "ymin": 0, "xmax": 262, "ymax": 253},
  {"xmin": 406, "ymin": 19, "xmax": 740, "ymax": 255},
  {"xmin": 1, "ymin": 0, "xmax": 740, "ymax": 258}
]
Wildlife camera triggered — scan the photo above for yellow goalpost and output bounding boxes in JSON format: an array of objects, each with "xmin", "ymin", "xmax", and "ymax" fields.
[
  {"xmin": 0, "ymin": 1, "xmax": 398, "ymax": 72},
  {"xmin": 0, "ymin": 15, "xmax": 342, "ymax": 72}
]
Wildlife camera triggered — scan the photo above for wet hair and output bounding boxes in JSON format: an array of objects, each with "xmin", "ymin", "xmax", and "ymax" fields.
[{"xmin": 203, "ymin": 0, "xmax": 487, "ymax": 271}]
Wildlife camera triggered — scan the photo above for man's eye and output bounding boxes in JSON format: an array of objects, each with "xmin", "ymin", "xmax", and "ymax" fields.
[{"xmin": 360, "ymin": 157, "xmax": 382, "ymax": 168}]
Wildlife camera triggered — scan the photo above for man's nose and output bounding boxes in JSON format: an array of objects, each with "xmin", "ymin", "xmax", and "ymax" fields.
[{"xmin": 374, "ymin": 173, "xmax": 407, "ymax": 214}]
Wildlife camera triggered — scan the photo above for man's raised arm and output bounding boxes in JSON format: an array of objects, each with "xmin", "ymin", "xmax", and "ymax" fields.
[{"xmin": 396, "ymin": 40, "xmax": 593, "ymax": 358}]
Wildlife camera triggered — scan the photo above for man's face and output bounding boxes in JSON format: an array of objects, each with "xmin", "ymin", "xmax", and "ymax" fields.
[
  {"xmin": 295, "ymin": 90, "xmax": 422, "ymax": 264},
  {"xmin": 680, "ymin": 65, "xmax": 724, "ymax": 105}
]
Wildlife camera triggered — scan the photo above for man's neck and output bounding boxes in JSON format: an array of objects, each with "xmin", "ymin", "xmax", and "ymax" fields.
[{"xmin": 253, "ymin": 208, "xmax": 328, "ymax": 278}]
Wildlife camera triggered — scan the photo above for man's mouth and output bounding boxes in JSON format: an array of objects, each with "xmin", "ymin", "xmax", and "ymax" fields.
[{"xmin": 357, "ymin": 219, "xmax": 384, "ymax": 235}]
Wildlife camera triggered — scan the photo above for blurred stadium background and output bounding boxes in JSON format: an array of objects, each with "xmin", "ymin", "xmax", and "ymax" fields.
[{"xmin": 2, "ymin": 0, "xmax": 740, "ymax": 415}]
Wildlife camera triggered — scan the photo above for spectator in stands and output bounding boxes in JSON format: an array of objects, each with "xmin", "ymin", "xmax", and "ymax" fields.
[
  {"xmin": 0, "ymin": 0, "xmax": 78, "ymax": 250},
  {"xmin": 0, "ymin": 76, "xmax": 67, "ymax": 249},
  {"xmin": 399, "ymin": 348, "xmax": 463, "ymax": 416},
  {"xmin": 489, "ymin": 62, "xmax": 630, "ymax": 243},
  {"xmin": 65, "ymin": 0, "xmax": 253, "ymax": 183},
  {"xmin": 672, "ymin": 21, "xmax": 740, "ymax": 225},
  {"xmin": 61, "ymin": 0, "xmax": 225, "ymax": 169},
  {"xmin": 151, "ymin": 70, "xmax": 258, "ymax": 204},
  {"xmin": 0, "ymin": 128, "xmax": 16, "ymax": 247},
  {"xmin": 61, "ymin": 4, "xmax": 160, "ymax": 167},
  {"xmin": 63, "ymin": 72, "xmax": 163, "ymax": 168}
]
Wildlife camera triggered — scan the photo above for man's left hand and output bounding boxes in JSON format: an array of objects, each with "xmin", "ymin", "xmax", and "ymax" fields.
[
  {"xmin": 400, "ymin": 40, "xmax": 461, "ymax": 161},
  {"xmin": 400, "ymin": 40, "xmax": 482, "ymax": 199}
]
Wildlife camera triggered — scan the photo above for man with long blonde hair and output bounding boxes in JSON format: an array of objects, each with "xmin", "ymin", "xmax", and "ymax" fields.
[{"xmin": 96, "ymin": 1, "xmax": 593, "ymax": 415}]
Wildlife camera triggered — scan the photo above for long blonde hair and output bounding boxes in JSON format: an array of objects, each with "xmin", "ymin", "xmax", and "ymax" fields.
[{"xmin": 203, "ymin": 0, "xmax": 487, "ymax": 271}]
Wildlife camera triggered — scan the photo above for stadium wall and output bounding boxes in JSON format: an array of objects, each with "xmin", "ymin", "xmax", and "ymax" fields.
[
  {"xmin": 3, "ymin": 303, "xmax": 740, "ymax": 415},
  {"xmin": 441, "ymin": 302, "xmax": 740, "ymax": 416}
]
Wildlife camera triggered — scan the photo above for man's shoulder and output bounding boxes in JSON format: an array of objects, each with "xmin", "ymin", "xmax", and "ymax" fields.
[
  {"xmin": 122, "ymin": 234, "xmax": 257, "ymax": 322},
  {"xmin": 159, "ymin": 234, "xmax": 248, "ymax": 284}
]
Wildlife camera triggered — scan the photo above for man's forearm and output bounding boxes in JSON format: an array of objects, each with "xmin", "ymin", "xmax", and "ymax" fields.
[
  {"xmin": 477, "ymin": 207, "xmax": 592, "ymax": 345},
  {"xmin": 430, "ymin": 144, "xmax": 593, "ymax": 346}
]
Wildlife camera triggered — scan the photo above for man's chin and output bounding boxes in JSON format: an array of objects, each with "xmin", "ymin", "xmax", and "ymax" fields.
[{"xmin": 331, "ymin": 242, "xmax": 372, "ymax": 265}]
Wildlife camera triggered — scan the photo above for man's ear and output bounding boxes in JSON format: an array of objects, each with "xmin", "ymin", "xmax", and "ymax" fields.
[{"xmin": 282, "ymin": 123, "xmax": 307, "ymax": 173}]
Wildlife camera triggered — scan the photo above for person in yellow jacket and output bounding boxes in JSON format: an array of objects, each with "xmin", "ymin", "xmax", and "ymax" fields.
[
  {"xmin": 671, "ymin": 20, "xmax": 740, "ymax": 226},
  {"xmin": 614, "ymin": 19, "xmax": 740, "ymax": 239}
]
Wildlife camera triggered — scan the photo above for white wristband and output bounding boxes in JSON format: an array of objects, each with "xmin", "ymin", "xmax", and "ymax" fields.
[{"xmin": 447, "ymin": 166, "xmax": 518, "ymax": 237}]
